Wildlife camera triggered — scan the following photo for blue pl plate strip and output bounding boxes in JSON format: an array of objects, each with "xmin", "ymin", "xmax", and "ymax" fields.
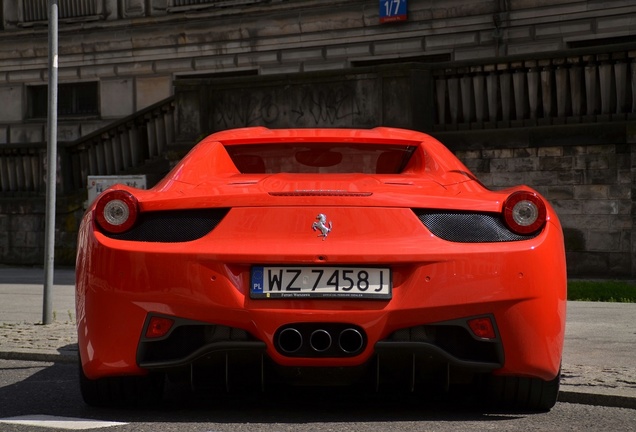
[{"xmin": 251, "ymin": 266, "xmax": 264, "ymax": 294}]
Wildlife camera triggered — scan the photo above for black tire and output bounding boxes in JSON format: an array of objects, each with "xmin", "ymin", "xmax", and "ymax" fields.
[
  {"xmin": 79, "ymin": 359, "xmax": 164, "ymax": 407},
  {"xmin": 487, "ymin": 370, "xmax": 560, "ymax": 412}
]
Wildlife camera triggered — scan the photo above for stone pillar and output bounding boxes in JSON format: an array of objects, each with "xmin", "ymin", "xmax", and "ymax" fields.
[
  {"xmin": 527, "ymin": 63, "xmax": 539, "ymax": 120},
  {"xmin": 630, "ymin": 124, "xmax": 636, "ymax": 277},
  {"xmin": 540, "ymin": 62, "xmax": 554, "ymax": 119},
  {"xmin": 472, "ymin": 67, "xmax": 486, "ymax": 123},
  {"xmin": 613, "ymin": 56, "xmax": 628, "ymax": 114},
  {"xmin": 435, "ymin": 76, "xmax": 447, "ymax": 125},
  {"xmin": 569, "ymin": 59, "xmax": 583, "ymax": 118},
  {"xmin": 486, "ymin": 67, "xmax": 499, "ymax": 123},
  {"xmin": 498, "ymin": 64, "xmax": 511, "ymax": 123},
  {"xmin": 632, "ymin": 57, "xmax": 636, "ymax": 114},
  {"xmin": 599, "ymin": 59, "xmax": 614, "ymax": 115},
  {"xmin": 584, "ymin": 57, "xmax": 599, "ymax": 116}
]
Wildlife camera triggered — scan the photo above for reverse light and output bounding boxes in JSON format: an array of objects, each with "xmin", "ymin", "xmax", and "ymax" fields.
[
  {"xmin": 145, "ymin": 316, "xmax": 175, "ymax": 339},
  {"xmin": 503, "ymin": 191, "xmax": 547, "ymax": 235},
  {"xmin": 94, "ymin": 190, "xmax": 139, "ymax": 234},
  {"xmin": 467, "ymin": 317, "xmax": 496, "ymax": 340}
]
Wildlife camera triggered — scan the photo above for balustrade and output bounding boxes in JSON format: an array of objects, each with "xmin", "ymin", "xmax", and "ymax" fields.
[
  {"xmin": 0, "ymin": 96, "xmax": 175, "ymax": 196},
  {"xmin": 0, "ymin": 147, "xmax": 44, "ymax": 195},
  {"xmin": 433, "ymin": 51, "xmax": 636, "ymax": 129},
  {"xmin": 20, "ymin": 0, "xmax": 100, "ymax": 22},
  {"xmin": 63, "ymin": 97, "xmax": 176, "ymax": 193}
]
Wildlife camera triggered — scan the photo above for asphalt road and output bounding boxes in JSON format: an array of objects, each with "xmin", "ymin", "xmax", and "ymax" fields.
[{"xmin": 0, "ymin": 359, "xmax": 635, "ymax": 432}]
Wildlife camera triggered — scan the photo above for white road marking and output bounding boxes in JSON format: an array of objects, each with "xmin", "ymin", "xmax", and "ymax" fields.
[{"xmin": 0, "ymin": 415, "xmax": 127, "ymax": 430}]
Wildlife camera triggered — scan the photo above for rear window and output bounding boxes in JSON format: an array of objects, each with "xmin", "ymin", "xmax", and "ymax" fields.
[{"xmin": 225, "ymin": 144, "xmax": 416, "ymax": 174}]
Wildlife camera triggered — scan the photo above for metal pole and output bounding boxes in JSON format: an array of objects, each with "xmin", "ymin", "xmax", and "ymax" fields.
[{"xmin": 43, "ymin": 0, "xmax": 58, "ymax": 325}]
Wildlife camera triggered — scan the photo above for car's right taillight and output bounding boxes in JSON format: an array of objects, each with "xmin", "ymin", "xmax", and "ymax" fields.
[
  {"xmin": 94, "ymin": 190, "xmax": 139, "ymax": 234},
  {"xmin": 503, "ymin": 191, "xmax": 547, "ymax": 235}
]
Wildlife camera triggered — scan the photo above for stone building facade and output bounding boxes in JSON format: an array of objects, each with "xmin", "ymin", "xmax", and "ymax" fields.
[
  {"xmin": 446, "ymin": 124, "xmax": 636, "ymax": 276},
  {"xmin": 0, "ymin": 0, "xmax": 635, "ymax": 276}
]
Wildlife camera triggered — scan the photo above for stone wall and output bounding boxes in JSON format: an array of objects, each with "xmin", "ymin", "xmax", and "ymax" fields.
[
  {"xmin": 438, "ymin": 123, "xmax": 636, "ymax": 277},
  {"xmin": 174, "ymin": 66, "xmax": 432, "ymax": 144},
  {"xmin": 0, "ymin": 195, "xmax": 84, "ymax": 266}
]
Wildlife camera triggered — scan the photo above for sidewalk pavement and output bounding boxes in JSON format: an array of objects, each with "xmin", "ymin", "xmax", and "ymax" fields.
[{"xmin": 0, "ymin": 267, "xmax": 634, "ymax": 409}]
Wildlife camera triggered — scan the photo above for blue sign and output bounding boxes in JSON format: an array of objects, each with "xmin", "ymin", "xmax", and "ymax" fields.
[
  {"xmin": 251, "ymin": 267, "xmax": 264, "ymax": 293},
  {"xmin": 379, "ymin": 0, "xmax": 407, "ymax": 23}
]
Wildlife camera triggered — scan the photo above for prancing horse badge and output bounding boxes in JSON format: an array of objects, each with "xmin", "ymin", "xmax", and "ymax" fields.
[{"xmin": 312, "ymin": 214, "xmax": 332, "ymax": 240}]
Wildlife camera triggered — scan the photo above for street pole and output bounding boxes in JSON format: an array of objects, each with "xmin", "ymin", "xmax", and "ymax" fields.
[{"xmin": 43, "ymin": 0, "xmax": 58, "ymax": 325}]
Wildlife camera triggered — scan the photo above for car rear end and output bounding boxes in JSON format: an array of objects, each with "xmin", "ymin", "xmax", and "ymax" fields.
[{"xmin": 76, "ymin": 127, "xmax": 566, "ymax": 410}]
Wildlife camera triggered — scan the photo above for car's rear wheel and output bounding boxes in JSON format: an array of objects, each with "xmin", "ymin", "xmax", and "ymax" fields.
[
  {"xmin": 487, "ymin": 369, "xmax": 561, "ymax": 412},
  {"xmin": 79, "ymin": 359, "xmax": 164, "ymax": 407}
]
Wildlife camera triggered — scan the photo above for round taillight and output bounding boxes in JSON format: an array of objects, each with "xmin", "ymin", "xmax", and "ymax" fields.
[
  {"xmin": 94, "ymin": 190, "xmax": 138, "ymax": 234},
  {"xmin": 503, "ymin": 191, "xmax": 547, "ymax": 235}
]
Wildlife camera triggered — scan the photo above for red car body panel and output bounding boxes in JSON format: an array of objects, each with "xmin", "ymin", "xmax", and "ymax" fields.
[{"xmin": 76, "ymin": 127, "xmax": 566, "ymax": 388}]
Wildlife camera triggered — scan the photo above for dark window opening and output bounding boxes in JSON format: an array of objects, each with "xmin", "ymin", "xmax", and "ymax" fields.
[
  {"xmin": 28, "ymin": 82, "xmax": 99, "ymax": 118},
  {"xmin": 352, "ymin": 54, "xmax": 451, "ymax": 68},
  {"xmin": 225, "ymin": 143, "xmax": 417, "ymax": 174},
  {"xmin": 568, "ymin": 35, "xmax": 636, "ymax": 49},
  {"xmin": 171, "ymin": 0, "xmax": 269, "ymax": 8},
  {"xmin": 176, "ymin": 70, "xmax": 258, "ymax": 80}
]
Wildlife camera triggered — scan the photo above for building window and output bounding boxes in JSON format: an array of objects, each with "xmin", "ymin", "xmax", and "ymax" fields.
[
  {"xmin": 170, "ymin": 0, "xmax": 269, "ymax": 8},
  {"xmin": 20, "ymin": 0, "xmax": 101, "ymax": 23},
  {"xmin": 28, "ymin": 82, "xmax": 99, "ymax": 118}
]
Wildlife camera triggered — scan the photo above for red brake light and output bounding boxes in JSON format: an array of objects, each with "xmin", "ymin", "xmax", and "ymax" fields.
[
  {"xmin": 503, "ymin": 191, "xmax": 546, "ymax": 235},
  {"xmin": 94, "ymin": 190, "xmax": 139, "ymax": 234},
  {"xmin": 467, "ymin": 317, "xmax": 496, "ymax": 340},
  {"xmin": 145, "ymin": 316, "xmax": 175, "ymax": 339}
]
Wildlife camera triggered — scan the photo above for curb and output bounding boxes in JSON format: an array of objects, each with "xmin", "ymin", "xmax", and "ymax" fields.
[
  {"xmin": 0, "ymin": 350, "xmax": 77, "ymax": 364},
  {"xmin": 558, "ymin": 390, "xmax": 636, "ymax": 410}
]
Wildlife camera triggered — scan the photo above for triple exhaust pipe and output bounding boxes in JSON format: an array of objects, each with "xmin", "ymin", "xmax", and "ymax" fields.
[{"xmin": 276, "ymin": 324, "xmax": 366, "ymax": 357}]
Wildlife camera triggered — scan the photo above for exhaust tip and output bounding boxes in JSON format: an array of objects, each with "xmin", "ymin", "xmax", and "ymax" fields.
[
  {"xmin": 275, "ymin": 324, "xmax": 366, "ymax": 357},
  {"xmin": 309, "ymin": 329, "xmax": 332, "ymax": 352},
  {"xmin": 277, "ymin": 328, "xmax": 303, "ymax": 353},
  {"xmin": 339, "ymin": 328, "xmax": 364, "ymax": 354}
]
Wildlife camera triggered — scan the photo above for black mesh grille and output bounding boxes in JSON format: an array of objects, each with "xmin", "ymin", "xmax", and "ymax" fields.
[
  {"xmin": 101, "ymin": 209, "xmax": 229, "ymax": 242},
  {"xmin": 414, "ymin": 210, "xmax": 539, "ymax": 243}
]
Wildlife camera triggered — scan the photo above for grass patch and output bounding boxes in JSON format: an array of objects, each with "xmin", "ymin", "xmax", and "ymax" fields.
[{"xmin": 568, "ymin": 280, "xmax": 636, "ymax": 302}]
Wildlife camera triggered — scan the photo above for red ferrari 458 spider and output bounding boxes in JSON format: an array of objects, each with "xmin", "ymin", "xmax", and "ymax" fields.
[{"xmin": 76, "ymin": 127, "xmax": 566, "ymax": 410}]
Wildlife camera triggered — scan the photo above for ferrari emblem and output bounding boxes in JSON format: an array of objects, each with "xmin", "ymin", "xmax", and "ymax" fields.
[{"xmin": 312, "ymin": 213, "xmax": 332, "ymax": 240}]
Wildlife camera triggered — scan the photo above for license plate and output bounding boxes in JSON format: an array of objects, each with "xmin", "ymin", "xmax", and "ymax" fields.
[{"xmin": 250, "ymin": 266, "xmax": 391, "ymax": 299}]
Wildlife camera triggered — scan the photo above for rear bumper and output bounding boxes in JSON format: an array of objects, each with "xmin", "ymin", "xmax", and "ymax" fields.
[
  {"xmin": 136, "ymin": 314, "xmax": 503, "ymax": 372},
  {"xmin": 76, "ymin": 212, "xmax": 566, "ymax": 382}
]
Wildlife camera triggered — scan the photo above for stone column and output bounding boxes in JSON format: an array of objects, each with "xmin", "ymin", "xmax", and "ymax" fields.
[{"xmin": 630, "ymin": 124, "xmax": 636, "ymax": 277}]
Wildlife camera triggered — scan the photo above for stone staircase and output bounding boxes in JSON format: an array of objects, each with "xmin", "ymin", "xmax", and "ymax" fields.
[{"xmin": 0, "ymin": 95, "xmax": 176, "ymax": 196}]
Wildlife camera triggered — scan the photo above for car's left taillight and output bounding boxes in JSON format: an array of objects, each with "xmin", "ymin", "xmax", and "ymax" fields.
[
  {"xmin": 502, "ymin": 191, "xmax": 547, "ymax": 235},
  {"xmin": 94, "ymin": 190, "xmax": 139, "ymax": 234}
]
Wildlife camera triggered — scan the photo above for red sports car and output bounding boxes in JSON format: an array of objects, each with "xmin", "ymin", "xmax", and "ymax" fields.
[{"xmin": 76, "ymin": 127, "xmax": 566, "ymax": 410}]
